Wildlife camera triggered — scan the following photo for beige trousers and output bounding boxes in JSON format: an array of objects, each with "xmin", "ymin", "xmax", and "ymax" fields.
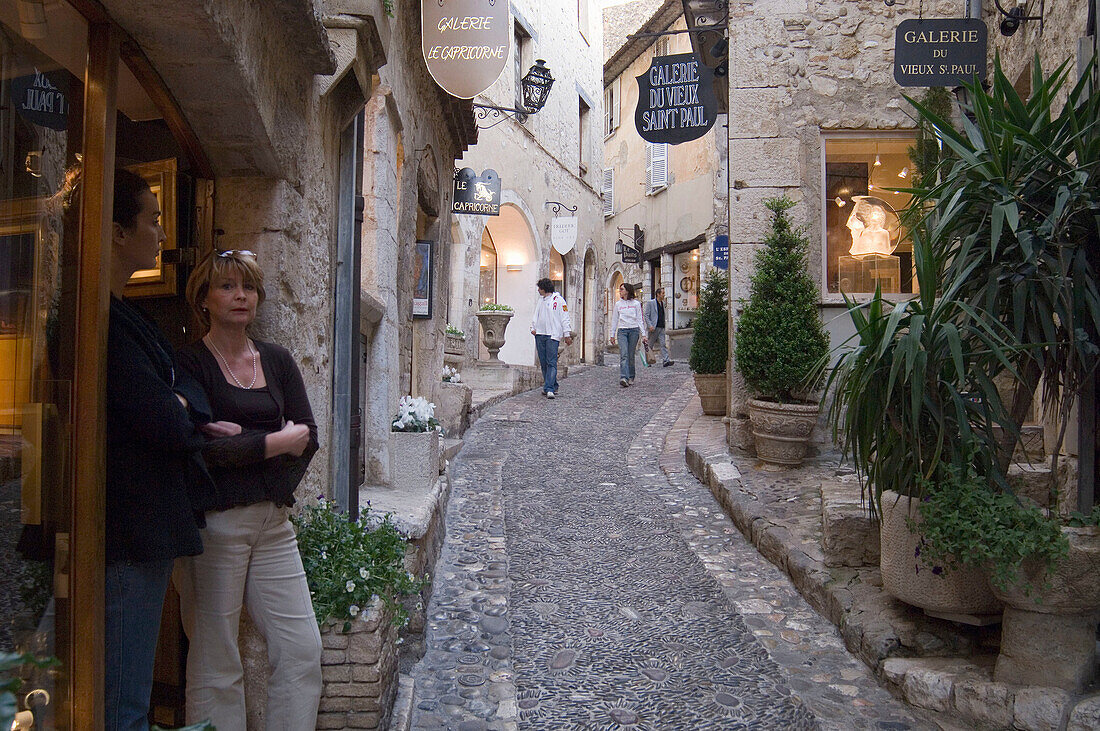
[{"xmin": 175, "ymin": 502, "xmax": 322, "ymax": 731}]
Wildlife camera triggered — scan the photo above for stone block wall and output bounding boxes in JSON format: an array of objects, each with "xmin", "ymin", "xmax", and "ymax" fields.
[{"xmin": 317, "ymin": 600, "xmax": 400, "ymax": 731}]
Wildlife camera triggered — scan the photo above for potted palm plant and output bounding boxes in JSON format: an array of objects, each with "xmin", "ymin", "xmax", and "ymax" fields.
[
  {"xmin": 823, "ymin": 221, "xmax": 1016, "ymax": 618},
  {"xmin": 688, "ymin": 269, "xmax": 729, "ymax": 415},
  {"xmin": 896, "ymin": 55, "xmax": 1100, "ymax": 689},
  {"xmin": 734, "ymin": 197, "xmax": 830, "ymax": 466}
]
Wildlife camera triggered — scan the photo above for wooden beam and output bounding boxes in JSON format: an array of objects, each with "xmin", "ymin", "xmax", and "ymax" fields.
[{"xmin": 70, "ymin": 21, "xmax": 119, "ymax": 731}]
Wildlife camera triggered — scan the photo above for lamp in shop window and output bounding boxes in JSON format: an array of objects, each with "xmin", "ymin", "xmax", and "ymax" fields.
[
  {"xmin": 846, "ymin": 196, "xmax": 900, "ymax": 258},
  {"xmin": 472, "ymin": 60, "xmax": 555, "ymax": 129},
  {"xmin": 897, "ymin": 166, "xmax": 909, "ymax": 179},
  {"xmin": 834, "ymin": 196, "xmax": 847, "ymax": 207}
]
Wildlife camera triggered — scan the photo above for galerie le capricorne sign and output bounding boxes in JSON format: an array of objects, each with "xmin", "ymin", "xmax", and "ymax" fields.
[
  {"xmin": 422, "ymin": 0, "xmax": 509, "ymax": 99},
  {"xmin": 894, "ymin": 18, "xmax": 987, "ymax": 87},
  {"xmin": 635, "ymin": 52, "xmax": 718, "ymax": 145}
]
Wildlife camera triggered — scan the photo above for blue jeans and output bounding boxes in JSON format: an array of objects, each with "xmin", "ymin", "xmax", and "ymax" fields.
[
  {"xmin": 105, "ymin": 558, "xmax": 174, "ymax": 731},
  {"xmin": 617, "ymin": 327, "xmax": 640, "ymax": 380},
  {"xmin": 535, "ymin": 334, "xmax": 560, "ymax": 393}
]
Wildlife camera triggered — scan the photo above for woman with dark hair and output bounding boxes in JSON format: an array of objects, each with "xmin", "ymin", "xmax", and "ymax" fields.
[
  {"xmin": 174, "ymin": 249, "xmax": 322, "ymax": 730},
  {"xmin": 609, "ymin": 281, "xmax": 647, "ymax": 387},
  {"xmin": 105, "ymin": 168, "xmax": 216, "ymax": 731}
]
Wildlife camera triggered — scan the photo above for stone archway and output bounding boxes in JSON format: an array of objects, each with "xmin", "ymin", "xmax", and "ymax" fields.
[
  {"xmin": 483, "ymin": 203, "xmax": 537, "ymax": 365},
  {"xmin": 583, "ymin": 249, "xmax": 597, "ymax": 361}
]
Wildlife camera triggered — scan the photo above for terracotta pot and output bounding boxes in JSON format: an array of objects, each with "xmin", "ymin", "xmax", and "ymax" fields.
[
  {"xmin": 746, "ymin": 398, "xmax": 818, "ymax": 466},
  {"xmin": 444, "ymin": 333, "xmax": 465, "ymax": 356},
  {"xmin": 476, "ymin": 310, "xmax": 513, "ymax": 363},
  {"xmin": 991, "ymin": 526, "xmax": 1100, "ymax": 691},
  {"xmin": 693, "ymin": 372, "xmax": 727, "ymax": 416},
  {"xmin": 879, "ymin": 490, "xmax": 1003, "ymax": 617}
]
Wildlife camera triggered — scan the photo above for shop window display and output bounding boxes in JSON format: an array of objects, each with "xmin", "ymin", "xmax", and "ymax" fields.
[
  {"xmin": 824, "ymin": 136, "xmax": 916, "ymax": 294},
  {"xmin": 672, "ymin": 249, "xmax": 699, "ymax": 328}
]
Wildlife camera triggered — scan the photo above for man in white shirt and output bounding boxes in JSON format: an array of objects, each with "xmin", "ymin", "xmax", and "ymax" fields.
[{"xmin": 530, "ymin": 278, "xmax": 573, "ymax": 399}]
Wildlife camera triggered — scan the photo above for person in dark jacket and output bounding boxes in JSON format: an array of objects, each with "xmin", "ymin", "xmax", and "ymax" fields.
[
  {"xmin": 105, "ymin": 169, "xmax": 216, "ymax": 731},
  {"xmin": 174, "ymin": 249, "xmax": 321, "ymax": 731}
]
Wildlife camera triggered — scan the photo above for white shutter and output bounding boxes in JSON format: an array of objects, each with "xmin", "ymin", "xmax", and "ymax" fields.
[
  {"xmin": 604, "ymin": 78, "xmax": 620, "ymax": 137},
  {"xmin": 602, "ymin": 168, "xmax": 614, "ymax": 217},
  {"xmin": 612, "ymin": 77, "xmax": 620, "ymax": 132},
  {"xmin": 646, "ymin": 143, "xmax": 668, "ymax": 194}
]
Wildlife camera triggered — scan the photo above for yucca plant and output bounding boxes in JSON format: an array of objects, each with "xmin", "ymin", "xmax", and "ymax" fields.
[
  {"xmin": 903, "ymin": 55, "xmax": 1100, "ymax": 479},
  {"xmin": 822, "ymin": 220, "xmax": 1020, "ymax": 516}
]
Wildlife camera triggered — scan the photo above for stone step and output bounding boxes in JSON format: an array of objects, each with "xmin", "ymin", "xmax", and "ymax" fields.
[{"xmin": 820, "ymin": 475, "xmax": 880, "ymax": 568}]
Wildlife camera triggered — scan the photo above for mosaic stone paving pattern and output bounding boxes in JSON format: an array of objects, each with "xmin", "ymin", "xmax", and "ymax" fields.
[{"xmin": 409, "ymin": 365, "xmax": 933, "ymax": 730}]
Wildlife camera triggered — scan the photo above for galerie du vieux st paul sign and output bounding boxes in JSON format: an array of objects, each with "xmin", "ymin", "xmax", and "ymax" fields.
[
  {"xmin": 894, "ymin": 18, "xmax": 987, "ymax": 87},
  {"xmin": 635, "ymin": 52, "xmax": 718, "ymax": 145},
  {"xmin": 422, "ymin": 0, "xmax": 510, "ymax": 99}
]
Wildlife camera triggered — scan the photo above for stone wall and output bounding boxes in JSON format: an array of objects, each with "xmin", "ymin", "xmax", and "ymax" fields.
[{"xmin": 317, "ymin": 600, "xmax": 400, "ymax": 731}]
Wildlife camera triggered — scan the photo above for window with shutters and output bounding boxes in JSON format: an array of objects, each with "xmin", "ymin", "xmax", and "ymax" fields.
[
  {"xmin": 601, "ymin": 168, "xmax": 614, "ymax": 217},
  {"xmin": 603, "ymin": 79, "xmax": 619, "ymax": 137},
  {"xmin": 646, "ymin": 143, "xmax": 668, "ymax": 194},
  {"xmin": 579, "ymin": 96, "xmax": 590, "ymax": 178}
]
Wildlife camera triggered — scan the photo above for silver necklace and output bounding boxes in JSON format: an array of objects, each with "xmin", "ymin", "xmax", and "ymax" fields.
[{"xmin": 206, "ymin": 336, "xmax": 258, "ymax": 389}]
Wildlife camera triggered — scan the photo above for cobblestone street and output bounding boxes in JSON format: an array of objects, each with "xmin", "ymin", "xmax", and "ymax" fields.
[{"xmin": 409, "ymin": 365, "xmax": 935, "ymax": 730}]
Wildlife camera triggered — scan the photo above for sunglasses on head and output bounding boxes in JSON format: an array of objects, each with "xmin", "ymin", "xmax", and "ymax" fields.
[{"xmin": 216, "ymin": 249, "xmax": 256, "ymax": 259}]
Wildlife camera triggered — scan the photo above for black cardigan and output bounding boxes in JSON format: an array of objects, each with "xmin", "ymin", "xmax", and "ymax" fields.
[
  {"xmin": 176, "ymin": 340, "xmax": 318, "ymax": 511},
  {"xmin": 105, "ymin": 297, "xmax": 216, "ymax": 562}
]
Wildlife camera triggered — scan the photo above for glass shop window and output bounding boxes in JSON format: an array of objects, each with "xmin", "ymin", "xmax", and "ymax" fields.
[
  {"xmin": 671, "ymin": 248, "xmax": 699, "ymax": 329},
  {"xmin": 0, "ymin": 1, "xmax": 89, "ymax": 723},
  {"xmin": 824, "ymin": 135, "xmax": 916, "ymax": 295},
  {"xmin": 480, "ymin": 230, "xmax": 498, "ymax": 306},
  {"xmin": 549, "ymin": 248, "xmax": 565, "ymax": 299}
]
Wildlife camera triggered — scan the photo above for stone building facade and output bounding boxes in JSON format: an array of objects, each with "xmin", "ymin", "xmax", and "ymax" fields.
[
  {"xmin": 603, "ymin": 0, "xmax": 727, "ymax": 352},
  {"xmin": 450, "ymin": 1, "xmax": 606, "ymax": 369}
]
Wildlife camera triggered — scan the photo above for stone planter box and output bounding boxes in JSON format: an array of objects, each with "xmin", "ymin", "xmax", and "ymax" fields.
[
  {"xmin": 390, "ymin": 430, "xmax": 441, "ymax": 490},
  {"xmin": 992, "ymin": 526, "xmax": 1100, "ymax": 692},
  {"xmin": 693, "ymin": 372, "xmax": 727, "ymax": 416},
  {"xmin": 747, "ymin": 398, "xmax": 818, "ymax": 467},
  {"xmin": 318, "ymin": 598, "xmax": 399, "ymax": 730},
  {"xmin": 444, "ymin": 333, "xmax": 466, "ymax": 355}
]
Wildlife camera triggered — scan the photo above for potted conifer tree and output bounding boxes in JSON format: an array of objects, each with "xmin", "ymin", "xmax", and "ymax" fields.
[
  {"xmin": 734, "ymin": 197, "xmax": 830, "ymax": 466},
  {"xmin": 688, "ymin": 269, "xmax": 729, "ymax": 415}
]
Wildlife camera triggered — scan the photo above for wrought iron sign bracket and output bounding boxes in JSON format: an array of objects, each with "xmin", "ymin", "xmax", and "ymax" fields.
[{"xmin": 544, "ymin": 201, "xmax": 578, "ymax": 215}]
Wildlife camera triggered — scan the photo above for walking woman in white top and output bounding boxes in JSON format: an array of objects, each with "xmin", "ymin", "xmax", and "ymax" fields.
[{"xmin": 609, "ymin": 282, "xmax": 648, "ymax": 387}]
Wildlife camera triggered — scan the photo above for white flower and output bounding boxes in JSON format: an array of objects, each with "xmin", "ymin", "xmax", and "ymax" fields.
[
  {"xmin": 348, "ymin": 604, "xmax": 359, "ymax": 617},
  {"xmin": 359, "ymin": 567, "xmax": 369, "ymax": 579},
  {"xmin": 346, "ymin": 580, "xmax": 356, "ymax": 593}
]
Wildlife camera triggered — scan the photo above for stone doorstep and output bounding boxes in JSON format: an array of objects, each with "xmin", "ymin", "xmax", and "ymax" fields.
[
  {"xmin": 882, "ymin": 656, "xmax": 1100, "ymax": 731},
  {"xmin": 820, "ymin": 475, "xmax": 881, "ymax": 568},
  {"xmin": 359, "ymin": 474, "xmax": 452, "ymax": 542}
]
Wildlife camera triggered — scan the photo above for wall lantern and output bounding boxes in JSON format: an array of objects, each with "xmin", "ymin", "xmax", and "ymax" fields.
[
  {"xmin": 993, "ymin": 0, "xmax": 1043, "ymax": 37},
  {"xmin": 472, "ymin": 59, "xmax": 555, "ymax": 129}
]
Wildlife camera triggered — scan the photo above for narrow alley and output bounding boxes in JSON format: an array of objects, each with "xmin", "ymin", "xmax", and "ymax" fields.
[{"xmin": 407, "ymin": 367, "xmax": 932, "ymax": 730}]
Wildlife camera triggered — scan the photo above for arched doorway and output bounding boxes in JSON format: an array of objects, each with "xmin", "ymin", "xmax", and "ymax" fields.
[
  {"xmin": 483, "ymin": 203, "xmax": 536, "ymax": 365},
  {"xmin": 583, "ymin": 250, "xmax": 596, "ymax": 361}
]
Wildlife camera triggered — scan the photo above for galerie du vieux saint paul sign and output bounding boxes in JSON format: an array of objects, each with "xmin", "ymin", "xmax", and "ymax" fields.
[
  {"xmin": 635, "ymin": 52, "xmax": 718, "ymax": 145},
  {"xmin": 422, "ymin": 0, "xmax": 509, "ymax": 99},
  {"xmin": 894, "ymin": 18, "xmax": 987, "ymax": 87}
]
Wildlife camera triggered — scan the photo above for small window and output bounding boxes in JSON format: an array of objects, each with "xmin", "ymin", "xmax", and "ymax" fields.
[
  {"xmin": 604, "ymin": 78, "xmax": 620, "ymax": 137},
  {"xmin": 646, "ymin": 143, "xmax": 668, "ymax": 194},
  {"xmin": 602, "ymin": 168, "xmax": 614, "ymax": 217},
  {"xmin": 824, "ymin": 135, "xmax": 917, "ymax": 294},
  {"xmin": 656, "ymin": 36, "xmax": 671, "ymax": 58},
  {"xmin": 579, "ymin": 96, "xmax": 590, "ymax": 178},
  {"xmin": 514, "ymin": 23, "xmax": 531, "ymax": 114}
]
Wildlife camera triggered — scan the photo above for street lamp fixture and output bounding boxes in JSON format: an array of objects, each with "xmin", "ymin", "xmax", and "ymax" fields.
[{"xmin": 472, "ymin": 60, "xmax": 555, "ymax": 129}]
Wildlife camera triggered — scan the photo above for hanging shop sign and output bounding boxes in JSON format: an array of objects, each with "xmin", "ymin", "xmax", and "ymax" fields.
[
  {"xmin": 713, "ymin": 235, "xmax": 729, "ymax": 270},
  {"xmin": 422, "ymin": 0, "xmax": 510, "ymax": 99},
  {"xmin": 551, "ymin": 216, "xmax": 578, "ymax": 254},
  {"xmin": 621, "ymin": 245, "xmax": 640, "ymax": 264},
  {"xmin": 11, "ymin": 69, "xmax": 69, "ymax": 131},
  {"xmin": 452, "ymin": 168, "xmax": 501, "ymax": 216},
  {"xmin": 894, "ymin": 18, "xmax": 987, "ymax": 87},
  {"xmin": 635, "ymin": 52, "xmax": 718, "ymax": 145}
]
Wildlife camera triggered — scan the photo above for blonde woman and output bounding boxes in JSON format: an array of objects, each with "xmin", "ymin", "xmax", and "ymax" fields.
[{"xmin": 175, "ymin": 250, "xmax": 321, "ymax": 731}]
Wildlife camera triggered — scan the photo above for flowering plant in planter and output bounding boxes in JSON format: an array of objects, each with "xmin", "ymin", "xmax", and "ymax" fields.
[
  {"xmin": 445, "ymin": 324, "xmax": 465, "ymax": 338},
  {"xmin": 391, "ymin": 395, "xmax": 443, "ymax": 433},
  {"xmin": 442, "ymin": 365, "xmax": 462, "ymax": 383},
  {"xmin": 478, "ymin": 302, "xmax": 513, "ymax": 312},
  {"xmin": 293, "ymin": 498, "xmax": 428, "ymax": 632}
]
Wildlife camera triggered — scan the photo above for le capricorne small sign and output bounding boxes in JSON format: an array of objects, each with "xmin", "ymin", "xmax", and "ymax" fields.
[
  {"xmin": 452, "ymin": 168, "xmax": 501, "ymax": 216},
  {"xmin": 894, "ymin": 18, "xmax": 988, "ymax": 88},
  {"xmin": 422, "ymin": 0, "xmax": 510, "ymax": 99}
]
